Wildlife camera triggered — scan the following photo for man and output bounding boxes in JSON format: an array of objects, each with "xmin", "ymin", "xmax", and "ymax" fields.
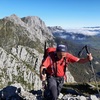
[{"xmin": 40, "ymin": 44, "xmax": 93, "ymax": 100}]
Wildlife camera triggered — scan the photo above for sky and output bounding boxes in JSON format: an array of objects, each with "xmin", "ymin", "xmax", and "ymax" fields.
[{"xmin": 0, "ymin": 0, "xmax": 100, "ymax": 28}]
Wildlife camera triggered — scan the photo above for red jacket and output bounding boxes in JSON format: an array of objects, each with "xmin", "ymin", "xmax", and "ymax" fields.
[{"xmin": 42, "ymin": 52, "xmax": 79, "ymax": 77}]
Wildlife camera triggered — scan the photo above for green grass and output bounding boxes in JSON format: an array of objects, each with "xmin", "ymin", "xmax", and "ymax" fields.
[{"xmin": 62, "ymin": 82, "xmax": 100, "ymax": 96}]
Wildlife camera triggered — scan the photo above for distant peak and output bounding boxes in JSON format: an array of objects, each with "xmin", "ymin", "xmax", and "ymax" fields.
[
  {"xmin": 48, "ymin": 26, "xmax": 63, "ymax": 29},
  {"xmin": 23, "ymin": 16, "xmax": 39, "ymax": 19},
  {"xmin": 10, "ymin": 14, "xmax": 18, "ymax": 17},
  {"xmin": 21, "ymin": 16, "xmax": 42, "ymax": 22},
  {"xmin": 55, "ymin": 26, "xmax": 63, "ymax": 29},
  {"xmin": 21, "ymin": 16, "xmax": 46, "ymax": 28},
  {"xmin": 3, "ymin": 14, "xmax": 26, "ymax": 27},
  {"xmin": 4, "ymin": 14, "xmax": 19, "ymax": 19}
]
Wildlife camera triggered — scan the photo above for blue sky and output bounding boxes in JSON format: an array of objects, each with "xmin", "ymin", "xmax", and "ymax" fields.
[{"xmin": 0, "ymin": 0, "xmax": 100, "ymax": 28}]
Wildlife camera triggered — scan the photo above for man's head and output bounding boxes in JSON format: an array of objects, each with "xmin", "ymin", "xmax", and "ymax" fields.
[
  {"xmin": 56, "ymin": 44, "xmax": 67, "ymax": 52},
  {"xmin": 56, "ymin": 44, "xmax": 67, "ymax": 59}
]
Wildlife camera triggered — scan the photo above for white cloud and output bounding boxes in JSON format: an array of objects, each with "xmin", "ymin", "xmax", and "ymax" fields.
[{"xmin": 65, "ymin": 27, "xmax": 100, "ymax": 36}]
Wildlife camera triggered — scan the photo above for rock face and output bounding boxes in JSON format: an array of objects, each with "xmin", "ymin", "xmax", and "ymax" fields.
[{"xmin": 0, "ymin": 43, "xmax": 43, "ymax": 90}]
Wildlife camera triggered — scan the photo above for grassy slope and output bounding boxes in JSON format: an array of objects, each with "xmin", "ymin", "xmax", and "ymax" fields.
[{"xmin": 62, "ymin": 82, "xmax": 100, "ymax": 96}]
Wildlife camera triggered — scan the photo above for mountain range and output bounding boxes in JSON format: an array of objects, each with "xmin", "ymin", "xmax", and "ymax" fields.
[{"xmin": 48, "ymin": 26, "xmax": 100, "ymax": 49}]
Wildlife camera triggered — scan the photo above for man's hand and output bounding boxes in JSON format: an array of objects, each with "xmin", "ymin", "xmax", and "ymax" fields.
[
  {"xmin": 40, "ymin": 74, "xmax": 46, "ymax": 81},
  {"xmin": 40, "ymin": 66, "xmax": 47, "ymax": 81},
  {"xmin": 87, "ymin": 53, "xmax": 93, "ymax": 61},
  {"xmin": 78, "ymin": 53, "xmax": 93, "ymax": 63}
]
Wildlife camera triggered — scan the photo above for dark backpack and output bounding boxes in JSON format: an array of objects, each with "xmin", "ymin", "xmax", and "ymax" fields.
[
  {"xmin": 43, "ymin": 47, "xmax": 56, "ymax": 60},
  {"xmin": 46, "ymin": 47, "xmax": 56, "ymax": 55}
]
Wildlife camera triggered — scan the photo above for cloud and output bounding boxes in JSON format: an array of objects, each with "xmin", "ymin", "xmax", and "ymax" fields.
[{"xmin": 65, "ymin": 27, "xmax": 100, "ymax": 36}]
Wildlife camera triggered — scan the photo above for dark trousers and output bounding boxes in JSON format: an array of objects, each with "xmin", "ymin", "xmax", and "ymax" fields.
[{"xmin": 47, "ymin": 76, "xmax": 64, "ymax": 100}]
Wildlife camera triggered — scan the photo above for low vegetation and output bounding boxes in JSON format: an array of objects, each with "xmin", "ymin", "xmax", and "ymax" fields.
[{"xmin": 62, "ymin": 82, "xmax": 100, "ymax": 96}]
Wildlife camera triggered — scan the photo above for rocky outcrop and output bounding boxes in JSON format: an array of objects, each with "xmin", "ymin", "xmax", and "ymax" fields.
[
  {"xmin": 0, "ymin": 83, "xmax": 99, "ymax": 100},
  {"xmin": 0, "ymin": 45, "xmax": 42, "ymax": 90}
]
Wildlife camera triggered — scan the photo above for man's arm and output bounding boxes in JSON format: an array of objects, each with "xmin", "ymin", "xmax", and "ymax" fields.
[
  {"xmin": 40, "ymin": 56, "xmax": 51, "ymax": 81},
  {"xmin": 77, "ymin": 53, "xmax": 93, "ymax": 63}
]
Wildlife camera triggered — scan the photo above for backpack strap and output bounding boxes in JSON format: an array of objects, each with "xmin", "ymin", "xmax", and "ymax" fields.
[
  {"xmin": 48, "ymin": 53, "xmax": 57, "ymax": 76},
  {"xmin": 52, "ymin": 54, "xmax": 58, "ymax": 77},
  {"xmin": 64, "ymin": 57, "xmax": 67, "ymax": 73}
]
